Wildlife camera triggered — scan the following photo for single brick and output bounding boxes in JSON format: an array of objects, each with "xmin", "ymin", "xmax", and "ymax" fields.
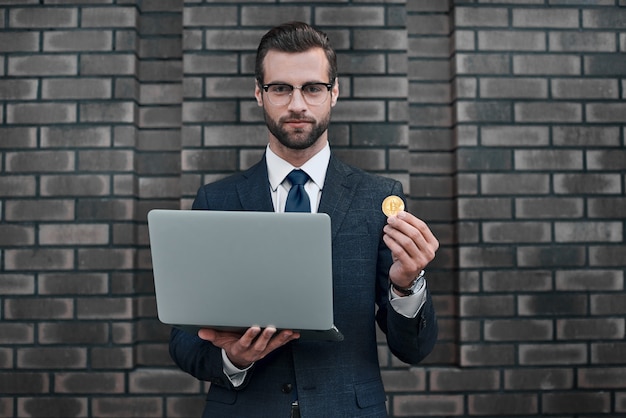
[
  {"xmin": 517, "ymin": 246, "xmax": 586, "ymax": 268},
  {"xmin": 554, "ymin": 173, "xmax": 622, "ymax": 195},
  {"xmin": 469, "ymin": 393, "xmax": 538, "ymax": 416},
  {"xmin": 93, "ymin": 397, "xmax": 163, "ymax": 418},
  {"xmin": 461, "ymin": 344, "xmax": 515, "ymax": 366},
  {"xmin": 5, "ymin": 199, "xmax": 75, "ymax": 221},
  {"xmin": 10, "ymin": 7, "xmax": 77, "ymax": 28},
  {"xmin": 518, "ymin": 293, "xmax": 587, "ymax": 316},
  {"xmin": 458, "ymin": 101, "xmax": 512, "ymax": 122},
  {"xmin": 0, "ymin": 79, "xmax": 38, "ymax": 100},
  {"xmin": 457, "ymin": 53, "xmax": 510, "ymax": 74},
  {"xmin": 44, "ymin": 30, "xmax": 112, "ymax": 52},
  {"xmin": 0, "ymin": 372, "xmax": 48, "ymax": 394},
  {"xmin": 41, "ymin": 175, "xmax": 110, "ymax": 196},
  {"xmin": 18, "ymin": 397, "xmax": 87, "ymax": 418},
  {"xmin": 483, "ymin": 270, "xmax": 552, "ymax": 292},
  {"xmin": 39, "ymin": 322, "xmax": 109, "ymax": 344},
  {"xmin": 519, "ymin": 343, "xmax": 587, "ymax": 365},
  {"xmin": 39, "ymin": 224, "xmax": 110, "ymax": 245},
  {"xmin": 586, "ymin": 102, "xmax": 626, "ymax": 123},
  {"xmin": 7, "ymin": 103, "xmax": 77, "ymax": 124},
  {"xmin": 479, "ymin": 30, "xmax": 546, "ymax": 51},
  {"xmin": 0, "ymin": 323, "xmax": 34, "ymax": 344},
  {"xmin": 41, "ymin": 126, "xmax": 111, "ymax": 148},
  {"xmin": 81, "ymin": 7, "xmax": 137, "ymax": 28},
  {"xmin": 5, "ymin": 249, "xmax": 74, "ymax": 271},
  {"xmin": 455, "ymin": 7, "xmax": 508, "ymax": 27},
  {"xmin": 8, "ymin": 54, "xmax": 77, "ymax": 76},
  {"xmin": 589, "ymin": 245, "xmax": 626, "ymax": 267},
  {"xmin": 552, "ymin": 78, "xmax": 618, "ymax": 99},
  {"xmin": 542, "ymin": 391, "xmax": 610, "ymax": 414},
  {"xmin": 513, "ymin": 8, "xmax": 578, "ymax": 28},
  {"xmin": 584, "ymin": 54, "xmax": 626, "ymax": 76},
  {"xmin": 393, "ymin": 394, "xmax": 464, "ymax": 417},
  {"xmin": 78, "ymin": 150, "xmax": 133, "ymax": 172},
  {"xmin": 55, "ymin": 372, "xmax": 125, "ymax": 393},
  {"xmin": 243, "ymin": 6, "xmax": 311, "ymax": 26},
  {"xmin": 550, "ymin": 31, "xmax": 616, "ymax": 52},
  {"xmin": 558, "ymin": 318, "xmax": 624, "ymax": 340},
  {"xmin": 588, "ymin": 197, "xmax": 626, "ymax": 218},
  {"xmin": 0, "ymin": 31, "xmax": 39, "ymax": 52},
  {"xmin": 461, "ymin": 295, "xmax": 515, "ymax": 317},
  {"xmin": 0, "ymin": 273, "xmax": 35, "ymax": 295},
  {"xmin": 91, "ymin": 347, "xmax": 134, "ymax": 370},
  {"xmin": 458, "ymin": 197, "xmax": 512, "ymax": 219},
  {"xmin": 77, "ymin": 249, "xmax": 134, "ymax": 271},
  {"xmin": 79, "ymin": 102, "xmax": 134, "ymax": 123},
  {"xmin": 504, "ymin": 368, "xmax": 573, "ymax": 390},
  {"xmin": 42, "ymin": 78, "xmax": 112, "ymax": 100},
  {"xmin": 0, "ymin": 225, "xmax": 35, "ymax": 246},
  {"xmin": 353, "ymin": 29, "xmax": 407, "ymax": 50},
  {"xmin": 515, "ymin": 149, "xmax": 583, "ymax": 170},
  {"xmin": 592, "ymin": 342, "xmax": 626, "ymax": 365},
  {"xmin": 483, "ymin": 221, "xmax": 551, "ymax": 243},
  {"xmin": 129, "ymin": 369, "xmax": 201, "ymax": 393},
  {"xmin": 430, "ymin": 369, "xmax": 499, "ymax": 391},
  {"xmin": 381, "ymin": 368, "xmax": 425, "ymax": 392},
  {"xmin": 591, "ymin": 294, "xmax": 626, "ymax": 316},
  {"xmin": 481, "ymin": 174, "xmax": 550, "ymax": 195},
  {"xmin": 556, "ymin": 269, "xmax": 623, "ymax": 291},
  {"xmin": 481, "ymin": 125, "xmax": 549, "ymax": 147},
  {"xmin": 515, "ymin": 102, "xmax": 582, "ymax": 123},
  {"xmin": 0, "ymin": 175, "xmax": 36, "ymax": 197},
  {"xmin": 553, "ymin": 126, "xmax": 620, "ymax": 147},
  {"xmin": 555, "ymin": 221, "xmax": 622, "ymax": 243},
  {"xmin": 480, "ymin": 77, "xmax": 547, "ymax": 99},
  {"xmin": 513, "ymin": 54, "xmax": 581, "ymax": 75},
  {"xmin": 6, "ymin": 150, "xmax": 75, "ymax": 173},
  {"xmin": 80, "ymin": 54, "xmax": 135, "ymax": 75},
  {"xmin": 183, "ymin": 6, "xmax": 237, "ymax": 26},
  {"xmin": 39, "ymin": 273, "xmax": 108, "ymax": 295}
]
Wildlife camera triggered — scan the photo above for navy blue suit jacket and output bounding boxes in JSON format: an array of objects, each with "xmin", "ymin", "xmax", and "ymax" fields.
[{"xmin": 169, "ymin": 155, "xmax": 438, "ymax": 417}]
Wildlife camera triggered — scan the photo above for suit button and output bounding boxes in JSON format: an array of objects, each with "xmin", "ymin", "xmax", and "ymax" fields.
[{"xmin": 281, "ymin": 383, "xmax": 293, "ymax": 394}]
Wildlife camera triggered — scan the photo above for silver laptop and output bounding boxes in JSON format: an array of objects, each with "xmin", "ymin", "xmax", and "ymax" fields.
[{"xmin": 147, "ymin": 209, "xmax": 343, "ymax": 341}]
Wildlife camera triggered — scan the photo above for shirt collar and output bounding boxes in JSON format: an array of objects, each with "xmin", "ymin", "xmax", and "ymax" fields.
[{"xmin": 266, "ymin": 142, "xmax": 331, "ymax": 192}]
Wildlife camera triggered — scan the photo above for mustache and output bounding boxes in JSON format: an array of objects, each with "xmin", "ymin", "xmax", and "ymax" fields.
[{"xmin": 280, "ymin": 113, "xmax": 316, "ymax": 123}]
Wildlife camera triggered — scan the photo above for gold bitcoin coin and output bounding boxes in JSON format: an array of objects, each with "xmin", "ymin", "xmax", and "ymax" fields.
[{"xmin": 382, "ymin": 195, "xmax": 404, "ymax": 217}]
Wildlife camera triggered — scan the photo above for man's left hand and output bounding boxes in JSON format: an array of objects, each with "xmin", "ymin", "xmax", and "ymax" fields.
[{"xmin": 383, "ymin": 211, "xmax": 439, "ymax": 289}]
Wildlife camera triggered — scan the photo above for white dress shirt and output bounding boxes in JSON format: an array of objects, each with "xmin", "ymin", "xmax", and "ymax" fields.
[{"xmin": 222, "ymin": 143, "xmax": 427, "ymax": 385}]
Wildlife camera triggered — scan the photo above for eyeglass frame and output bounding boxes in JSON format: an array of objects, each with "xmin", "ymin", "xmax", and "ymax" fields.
[{"xmin": 259, "ymin": 80, "xmax": 335, "ymax": 106}]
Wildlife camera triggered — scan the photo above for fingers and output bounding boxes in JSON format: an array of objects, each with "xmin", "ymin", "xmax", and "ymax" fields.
[
  {"xmin": 383, "ymin": 211, "xmax": 439, "ymax": 281},
  {"xmin": 198, "ymin": 326, "xmax": 300, "ymax": 369}
]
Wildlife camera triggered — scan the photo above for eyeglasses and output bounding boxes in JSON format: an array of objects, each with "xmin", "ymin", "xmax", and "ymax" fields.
[{"xmin": 261, "ymin": 82, "xmax": 333, "ymax": 106}]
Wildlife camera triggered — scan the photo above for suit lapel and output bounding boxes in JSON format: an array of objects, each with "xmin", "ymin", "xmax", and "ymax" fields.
[
  {"xmin": 318, "ymin": 156, "xmax": 359, "ymax": 240},
  {"xmin": 237, "ymin": 158, "xmax": 275, "ymax": 212}
]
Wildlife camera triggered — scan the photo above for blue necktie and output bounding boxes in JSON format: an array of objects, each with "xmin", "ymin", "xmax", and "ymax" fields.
[{"xmin": 285, "ymin": 170, "xmax": 311, "ymax": 213}]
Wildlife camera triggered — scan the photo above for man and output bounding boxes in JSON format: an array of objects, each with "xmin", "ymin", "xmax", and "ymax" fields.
[{"xmin": 170, "ymin": 21, "xmax": 439, "ymax": 417}]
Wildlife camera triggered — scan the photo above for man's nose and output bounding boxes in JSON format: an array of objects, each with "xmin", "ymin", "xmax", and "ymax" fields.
[{"xmin": 287, "ymin": 88, "xmax": 307, "ymax": 111}]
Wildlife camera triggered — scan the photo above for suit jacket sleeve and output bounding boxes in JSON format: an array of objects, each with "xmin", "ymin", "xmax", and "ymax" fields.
[{"xmin": 374, "ymin": 182, "xmax": 438, "ymax": 365}]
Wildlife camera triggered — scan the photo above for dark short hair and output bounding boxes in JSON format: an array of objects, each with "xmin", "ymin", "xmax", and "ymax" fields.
[{"xmin": 255, "ymin": 21, "xmax": 337, "ymax": 86}]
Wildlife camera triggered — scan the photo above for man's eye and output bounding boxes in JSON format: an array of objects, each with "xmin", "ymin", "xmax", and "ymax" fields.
[
  {"xmin": 270, "ymin": 85, "xmax": 291, "ymax": 94},
  {"xmin": 304, "ymin": 84, "xmax": 323, "ymax": 94}
]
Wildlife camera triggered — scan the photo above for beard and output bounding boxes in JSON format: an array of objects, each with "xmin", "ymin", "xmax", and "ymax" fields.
[{"xmin": 263, "ymin": 109, "xmax": 330, "ymax": 151}]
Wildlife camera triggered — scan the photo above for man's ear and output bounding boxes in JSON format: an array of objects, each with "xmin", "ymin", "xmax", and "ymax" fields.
[
  {"xmin": 255, "ymin": 82, "xmax": 263, "ymax": 107},
  {"xmin": 330, "ymin": 77, "xmax": 339, "ymax": 107}
]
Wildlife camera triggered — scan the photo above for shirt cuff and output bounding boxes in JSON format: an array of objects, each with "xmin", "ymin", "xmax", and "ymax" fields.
[
  {"xmin": 389, "ymin": 277, "xmax": 427, "ymax": 319},
  {"xmin": 222, "ymin": 349, "xmax": 253, "ymax": 388}
]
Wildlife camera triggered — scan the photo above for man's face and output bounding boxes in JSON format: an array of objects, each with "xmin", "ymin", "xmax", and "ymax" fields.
[{"xmin": 255, "ymin": 48, "xmax": 339, "ymax": 153}]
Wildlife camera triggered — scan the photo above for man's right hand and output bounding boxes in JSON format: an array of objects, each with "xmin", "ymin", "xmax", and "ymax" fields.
[{"xmin": 198, "ymin": 326, "xmax": 300, "ymax": 369}]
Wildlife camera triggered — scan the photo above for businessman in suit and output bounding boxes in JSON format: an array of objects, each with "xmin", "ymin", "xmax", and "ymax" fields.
[{"xmin": 169, "ymin": 22, "xmax": 439, "ymax": 417}]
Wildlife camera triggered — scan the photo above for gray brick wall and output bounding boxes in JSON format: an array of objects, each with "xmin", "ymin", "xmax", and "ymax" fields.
[{"xmin": 1, "ymin": 0, "xmax": 625, "ymax": 417}]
